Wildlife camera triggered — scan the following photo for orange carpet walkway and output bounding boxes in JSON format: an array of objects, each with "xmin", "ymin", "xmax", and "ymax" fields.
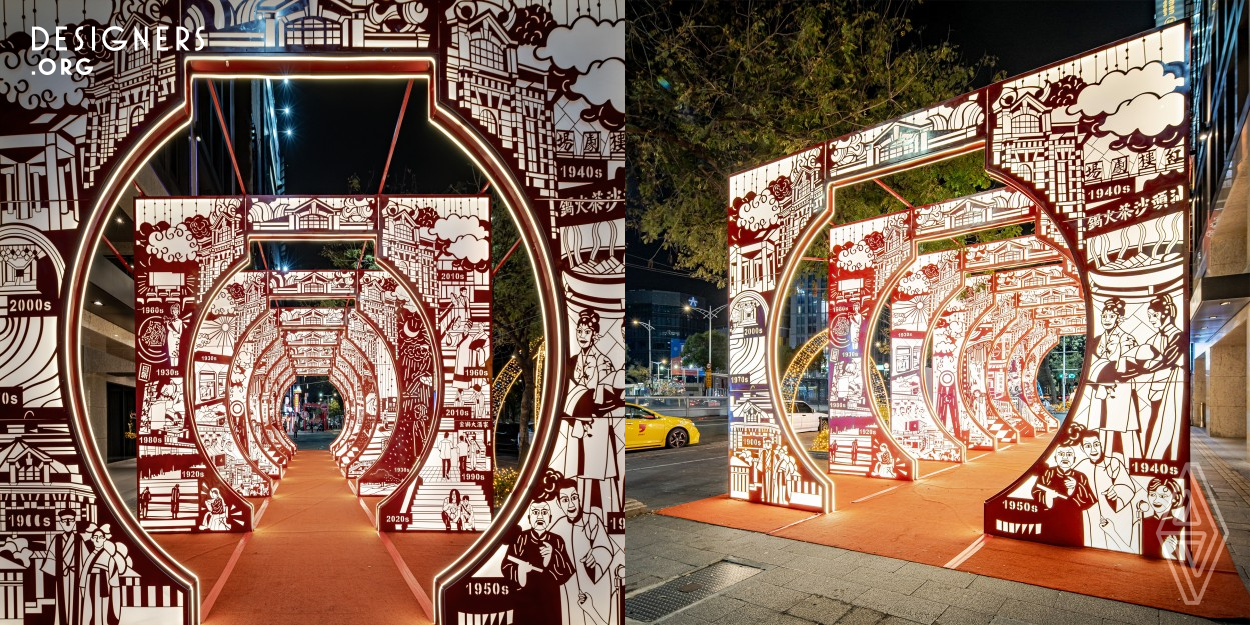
[
  {"xmin": 199, "ymin": 452, "xmax": 432, "ymax": 625},
  {"xmin": 659, "ymin": 437, "xmax": 1250, "ymax": 619}
]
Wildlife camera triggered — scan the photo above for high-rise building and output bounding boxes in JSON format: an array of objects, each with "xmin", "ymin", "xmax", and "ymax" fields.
[
  {"xmin": 783, "ymin": 271, "xmax": 829, "ymax": 350},
  {"xmin": 625, "ymin": 289, "xmax": 720, "ymax": 372},
  {"xmin": 1188, "ymin": 0, "xmax": 1249, "ymax": 439}
]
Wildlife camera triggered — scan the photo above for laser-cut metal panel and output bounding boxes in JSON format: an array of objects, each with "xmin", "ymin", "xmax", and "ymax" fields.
[
  {"xmin": 826, "ymin": 94, "xmax": 986, "ymax": 184},
  {"xmin": 931, "ymin": 277, "xmax": 998, "ymax": 451},
  {"xmin": 248, "ymin": 196, "xmax": 378, "ymax": 234},
  {"xmin": 338, "ymin": 306, "xmax": 395, "ymax": 477},
  {"xmin": 135, "ymin": 198, "xmax": 252, "ymax": 534},
  {"xmin": 913, "ymin": 189, "xmax": 1034, "ymax": 240},
  {"xmin": 359, "ymin": 307, "xmax": 440, "ymax": 498},
  {"xmin": 826, "ymin": 213, "xmax": 915, "ymax": 480},
  {"xmin": 727, "ymin": 148, "xmax": 833, "ymax": 507},
  {"xmin": 1018, "ymin": 286, "xmax": 1084, "ymax": 309},
  {"xmin": 354, "ymin": 300, "xmax": 437, "ymax": 498},
  {"xmin": 984, "ymin": 25, "xmax": 1191, "ymax": 558},
  {"xmin": 985, "ymin": 295, "xmax": 1035, "ymax": 438},
  {"xmin": 1021, "ymin": 328, "xmax": 1062, "ymax": 431},
  {"xmin": 436, "ymin": 4, "xmax": 626, "ymax": 620},
  {"xmin": 232, "ymin": 315, "xmax": 285, "ymax": 473},
  {"xmin": 956, "ymin": 235, "xmax": 1078, "ymax": 444},
  {"xmin": 964, "ymin": 235, "xmax": 1065, "ymax": 273},
  {"xmin": 1001, "ymin": 309, "xmax": 1049, "ymax": 433},
  {"xmin": 888, "ymin": 251, "xmax": 966, "ymax": 462},
  {"xmin": 1, "ymin": 1, "xmax": 623, "ymax": 621},
  {"xmin": 0, "ymin": 215, "xmax": 194, "ymax": 619},
  {"xmin": 823, "ymin": 188, "xmax": 1052, "ymax": 479},
  {"xmin": 203, "ymin": 273, "xmax": 281, "ymax": 483},
  {"xmin": 262, "ymin": 306, "xmax": 349, "ymax": 470},
  {"xmin": 963, "ymin": 292, "xmax": 1023, "ymax": 444},
  {"xmin": 376, "ymin": 197, "xmax": 494, "ymax": 527}
]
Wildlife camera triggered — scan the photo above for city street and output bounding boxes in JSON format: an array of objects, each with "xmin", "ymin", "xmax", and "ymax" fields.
[{"xmin": 626, "ymin": 416, "xmax": 728, "ymax": 511}]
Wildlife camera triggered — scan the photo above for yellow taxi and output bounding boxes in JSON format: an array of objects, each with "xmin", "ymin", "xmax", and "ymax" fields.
[{"xmin": 625, "ymin": 403, "xmax": 701, "ymax": 450}]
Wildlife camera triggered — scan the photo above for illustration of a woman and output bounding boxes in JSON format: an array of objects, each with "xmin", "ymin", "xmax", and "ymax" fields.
[
  {"xmin": 560, "ymin": 309, "xmax": 624, "ymax": 511},
  {"xmin": 1085, "ymin": 297, "xmax": 1140, "ymax": 460},
  {"xmin": 1136, "ymin": 295, "xmax": 1182, "ymax": 460},
  {"xmin": 1137, "ymin": 478, "xmax": 1186, "ymax": 560},
  {"xmin": 166, "ymin": 302, "xmax": 191, "ymax": 367},
  {"xmin": 200, "ymin": 488, "xmax": 230, "ymax": 531}
]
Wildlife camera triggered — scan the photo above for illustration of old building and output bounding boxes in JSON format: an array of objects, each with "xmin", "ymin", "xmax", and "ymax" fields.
[
  {"xmin": 82, "ymin": 12, "xmax": 178, "ymax": 189},
  {"xmin": 445, "ymin": 1, "xmax": 557, "ymax": 195}
]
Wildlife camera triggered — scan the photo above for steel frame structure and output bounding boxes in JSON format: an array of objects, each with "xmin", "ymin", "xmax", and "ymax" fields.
[
  {"xmin": 729, "ymin": 24, "xmax": 1192, "ymax": 562},
  {"xmin": 0, "ymin": 1, "xmax": 624, "ymax": 623}
]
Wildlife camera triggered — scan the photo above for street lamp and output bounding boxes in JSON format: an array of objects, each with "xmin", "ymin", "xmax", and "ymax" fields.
[
  {"xmin": 632, "ymin": 320, "xmax": 655, "ymax": 387},
  {"xmin": 684, "ymin": 301, "xmax": 728, "ymax": 395}
]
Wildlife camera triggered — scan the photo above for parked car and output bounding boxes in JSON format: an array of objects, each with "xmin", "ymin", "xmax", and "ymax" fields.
[
  {"xmin": 787, "ymin": 401, "xmax": 827, "ymax": 433},
  {"xmin": 625, "ymin": 403, "xmax": 701, "ymax": 450}
]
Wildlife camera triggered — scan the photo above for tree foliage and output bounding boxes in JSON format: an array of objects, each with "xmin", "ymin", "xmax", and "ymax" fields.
[
  {"xmin": 1043, "ymin": 335, "xmax": 1086, "ymax": 400},
  {"xmin": 491, "ymin": 197, "xmax": 543, "ymax": 457},
  {"xmin": 679, "ymin": 330, "xmax": 727, "ymax": 373},
  {"xmin": 629, "ymin": 0, "xmax": 1001, "ymax": 286}
]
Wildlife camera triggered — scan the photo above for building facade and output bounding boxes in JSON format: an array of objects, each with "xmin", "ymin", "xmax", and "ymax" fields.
[
  {"xmin": 625, "ymin": 289, "xmax": 718, "ymax": 372},
  {"xmin": 1188, "ymin": 0, "xmax": 1250, "ymax": 441}
]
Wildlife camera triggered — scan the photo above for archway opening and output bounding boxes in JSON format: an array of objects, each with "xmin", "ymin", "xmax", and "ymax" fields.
[
  {"xmin": 280, "ymin": 376, "xmax": 343, "ymax": 449},
  {"xmin": 82, "ymin": 70, "xmax": 544, "ymax": 622}
]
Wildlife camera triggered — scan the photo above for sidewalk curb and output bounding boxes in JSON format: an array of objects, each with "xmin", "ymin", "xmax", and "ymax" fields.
[{"xmin": 624, "ymin": 498, "xmax": 649, "ymax": 518}]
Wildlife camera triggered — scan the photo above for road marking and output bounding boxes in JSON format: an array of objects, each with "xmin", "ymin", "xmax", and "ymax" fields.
[
  {"xmin": 629, "ymin": 456, "xmax": 723, "ymax": 471},
  {"xmin": 944, "ymin": 535, "xmax": 989, "ymax": 569},
  {"xmin": 967, "ymin": 453, "xmax": 990, "ymax": 462},
  {"xmin": 851, "ymin": 485, "xmax": 900, "ymax": 503}
]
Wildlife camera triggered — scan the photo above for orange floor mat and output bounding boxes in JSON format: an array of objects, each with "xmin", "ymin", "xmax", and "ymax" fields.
[
  {"xmin": 388, "ymin": 532, "xmax": 481, "ymax": 598},
  {"xmin": 202, "ymin": 452, "xmax": 431, "ymax": 625},
  {"xmin": 958, "ymin": 475, "xmax": 1249, "ymax": 618},
  {"xmin": 658, "ymin": 437, "xmax": 1250, "ymax": 618},
  {"xmin": 660, "ymin": 495, "xmax": 818, "ymax": 533},
  {"xmin": 829, "ymin": 474, "xmax": 901, "ymax": 506},
  {"xmin": 152, "ymin": 531, "xmax": 243, "ymax": 605},
  {"xmin": 917, "ymin": 459, "xmax": 962, "ymax": 478}
]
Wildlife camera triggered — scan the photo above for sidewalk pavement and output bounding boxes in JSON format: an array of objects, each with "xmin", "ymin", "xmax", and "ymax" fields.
[{"xmin": 624, "ymin": 428, "xmax": 1249, "ymax": 625}]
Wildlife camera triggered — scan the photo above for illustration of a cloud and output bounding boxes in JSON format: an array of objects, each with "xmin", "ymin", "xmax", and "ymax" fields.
[
  {"xmin": 836, "ymin": 243, "xmax": 872, "ymax": 272},
  {"xmin": 1101, "ymin": 91, "xmax": 1185, "ymax": 137},
  {"xmin": 147, "ymin": 224, "xmax": 198, "ymax": 262},
  {"xmin": 1068, "ymin": 61, "xmax": 1183, "ymax": 118},
  {"xmin": 537, "ymin": 17, "xmax": 623, "ymax": 72},
  {"xmin": 737, "ymin": 192, "xmax": 778, "ymax": 232},
  {"xmin": 0, "ymin": 49, "xmax": 87, "ymax": 110},
  {"xmin": 431, "ymin": 214, "xmax": 488, "ymax": 242},
  {"xmin": 447, "ymin": 235, "xmax": 488, "ymax": 264},
  {"xmin": 571, "ymin": 58, "xmax": 624, "ymax": 111},
  {"xmin": 898, "ymin": 273, "xmax": 929, "ymax": 295}
]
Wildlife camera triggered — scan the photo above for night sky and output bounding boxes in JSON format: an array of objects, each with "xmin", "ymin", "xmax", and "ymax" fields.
[
  {"xmin": 625, "ymin": 0, "xmax": 1157, "ymax": 302},
  {"xmin": 262, "ymin": 79, "xmax": 483, "ymax": 271},
  {"xmin": 277, "ymin": 79, "xmax": 481, "ymax": 196}
]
